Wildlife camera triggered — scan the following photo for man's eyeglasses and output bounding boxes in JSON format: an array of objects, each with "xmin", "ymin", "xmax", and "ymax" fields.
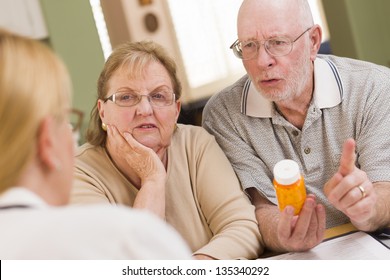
[
  {"xmin": 103, "ymin": 90, "xmax": 176, "ymax": 107},
  {"xmin": 230, "ymin": 27, "xmax": 312, "ymax": 60}
]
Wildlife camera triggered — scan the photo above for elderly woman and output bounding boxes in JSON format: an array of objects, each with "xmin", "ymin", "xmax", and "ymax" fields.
[
  {"xmin": 71, "ymin": 40, "xmax": 264, "ymax": 259},
  {"xmin": 0, "ymin": 29, "xmax": 191, "ymax": 259}
]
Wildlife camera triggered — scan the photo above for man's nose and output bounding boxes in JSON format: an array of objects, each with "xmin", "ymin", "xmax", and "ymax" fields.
[{"xmin": 255, "ymin": 44, "xmax": 276, "ymax": 68}]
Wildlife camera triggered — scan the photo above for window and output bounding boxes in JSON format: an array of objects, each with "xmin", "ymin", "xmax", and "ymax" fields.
[
  {"xmin": 90, "ymin": 0, "xmax": 112, "ymax": 60},
  {"xmin": 166, "ymin": 0, "xmax": 244, "ymax": 90},
  {"xmin": 308, "ymin": 0, "xmax": 330, "ymax": 41}
]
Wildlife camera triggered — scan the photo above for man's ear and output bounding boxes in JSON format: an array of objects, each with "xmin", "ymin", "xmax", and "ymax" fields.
[
  {"xmin": 36, "ymin": 117, "xmax": 58, "ymax": 171},
  {"xmin": 310, "ymin": 24, "xmax": 322, "ymax": 60}
]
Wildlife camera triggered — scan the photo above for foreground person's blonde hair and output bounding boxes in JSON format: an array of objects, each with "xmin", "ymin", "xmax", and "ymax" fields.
[{"xmin": 0, "ymin": 29, "xmax": 72, "ymax": 192}]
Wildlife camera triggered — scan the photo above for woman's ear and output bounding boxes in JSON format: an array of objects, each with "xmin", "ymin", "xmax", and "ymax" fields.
[
  {"xmin": 36, "ymin": 117, "xmax": 59, "ymax": 171},
  {"xmin": 97, "ymin": 99, "xmax": 105, "ymax": 119},
  {"xmin": 97, "ymin": 99, "xmax": 108, "ymax": 129},
  {"xmin": 175, "ymin": 101, "xmax": 181, "ymax": 123}
]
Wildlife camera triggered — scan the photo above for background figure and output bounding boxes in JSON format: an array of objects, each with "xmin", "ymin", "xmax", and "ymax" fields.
[
  {"xmin": 203, "ymin": 0, "xmax": 390, "ymax": 253},
  {"xmin": 71, "ymin": 40, "xmax": 263, "ymax": 260},
  {"xmin": 0, "ymin": 29, "xmax": 191, "ymax": 259}
]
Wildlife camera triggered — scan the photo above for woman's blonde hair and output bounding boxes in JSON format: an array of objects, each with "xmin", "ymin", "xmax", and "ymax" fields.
[
  {"xmin": 0, "ymin": 29, "xmax": 72, "ymax": 193},
  {"xmin": 86, "ymin": 40, "xmax": 182, "ymax": 147}
]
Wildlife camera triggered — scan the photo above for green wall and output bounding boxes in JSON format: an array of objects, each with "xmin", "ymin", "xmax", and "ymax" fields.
[
  {"xmin": 322, "ymin": 0, "xmax": 390, "ymax": 67},
  {"xmin": 39, "ymin": 0, "xmax": 105, "ymax": 143}
]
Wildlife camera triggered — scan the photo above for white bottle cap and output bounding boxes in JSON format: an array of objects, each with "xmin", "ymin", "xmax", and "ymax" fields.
[{"xmin": 273, "ymin": 159, "xmax": 300, "ymax": 185}]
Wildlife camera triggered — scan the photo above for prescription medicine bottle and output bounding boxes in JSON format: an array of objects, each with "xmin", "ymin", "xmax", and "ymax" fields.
[{"xmin": 273, "ymin": 159, "xmax": 306, "ymax": 215}]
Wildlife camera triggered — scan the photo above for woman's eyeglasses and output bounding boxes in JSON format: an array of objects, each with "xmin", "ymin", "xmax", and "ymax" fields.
[{"xmin": 104, "ymin": 90, "xmax": 176, "ymax": 107}]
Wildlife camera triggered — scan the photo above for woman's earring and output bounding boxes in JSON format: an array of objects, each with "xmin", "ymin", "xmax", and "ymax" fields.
[{"xmin": 102, "ymin": 122, "xmax": 107, "ymax": 131}]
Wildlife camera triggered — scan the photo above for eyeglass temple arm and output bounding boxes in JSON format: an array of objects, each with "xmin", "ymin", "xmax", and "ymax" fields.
[{"xmin": 71, "ymin": 108, "xmax": 84, "ymax": 132}]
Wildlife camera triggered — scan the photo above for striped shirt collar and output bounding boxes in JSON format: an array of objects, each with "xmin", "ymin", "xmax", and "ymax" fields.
[{"xmin": 241, "ymin": 57, "xmax": 343, "ymax": 118}]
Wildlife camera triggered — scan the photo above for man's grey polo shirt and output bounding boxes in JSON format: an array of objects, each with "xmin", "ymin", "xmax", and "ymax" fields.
[{"xmin": 203, "ymin": 55, "xmax": 390, "ymax": 228}]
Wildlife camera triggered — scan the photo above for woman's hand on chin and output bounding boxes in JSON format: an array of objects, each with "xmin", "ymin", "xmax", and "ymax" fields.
[{"xmin": 105, "ymin": 124, "xmax": 166, "ymax": 186}]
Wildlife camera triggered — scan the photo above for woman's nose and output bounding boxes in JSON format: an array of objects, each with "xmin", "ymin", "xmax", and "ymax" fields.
[{"xmin": 135, "ymin": 95, "xmax": 153, "ymax": 115}]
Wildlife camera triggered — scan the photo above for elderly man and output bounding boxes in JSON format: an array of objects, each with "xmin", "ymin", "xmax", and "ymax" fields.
[{"xmin": 203, "ymin": 0, "xmax": 390, "ymax": 253}]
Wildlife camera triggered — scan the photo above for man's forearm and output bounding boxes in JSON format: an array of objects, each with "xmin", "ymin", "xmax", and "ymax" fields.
[{"xmin": 247, "ymin": 188, "xmax": 286, "ymax": 252}]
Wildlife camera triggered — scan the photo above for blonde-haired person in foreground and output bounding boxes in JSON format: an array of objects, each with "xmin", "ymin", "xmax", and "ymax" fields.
[{"xmin": 0, "ymin": 29, "xmax": 191, "ymax": 259}]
